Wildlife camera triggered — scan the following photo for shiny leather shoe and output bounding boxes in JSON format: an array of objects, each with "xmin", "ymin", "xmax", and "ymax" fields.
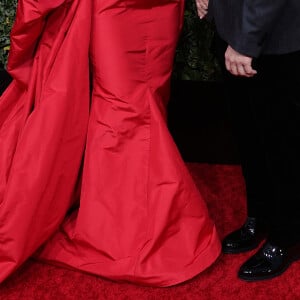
[
  {"xmin": 238, "ymin": 241, "xmax": 300, "ymax": 281},
  {"xmin": 222, "ymin": 217, "xmax": 267, "ymax": 254}
]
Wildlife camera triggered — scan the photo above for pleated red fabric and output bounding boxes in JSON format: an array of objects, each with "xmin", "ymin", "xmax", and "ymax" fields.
[{"xmin": 0, "ymin": 0, "xmax": 221, "ymax": 287}]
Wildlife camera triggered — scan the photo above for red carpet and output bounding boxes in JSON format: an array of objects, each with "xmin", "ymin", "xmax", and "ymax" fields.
[{"xmin": 0, "ymin": 163, "xmax": 299, "ymax": 299}]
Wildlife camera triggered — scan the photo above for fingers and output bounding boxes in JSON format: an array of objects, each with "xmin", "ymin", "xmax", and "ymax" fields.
[
  {"xmin": 225, "ymin": 46, "xmax": 257, "ymax": 77},
  {"xmin": 226, "ymin": 62, "xmax": 255, "ymax": 77},
  {"xmin": 195, "ymin": 0, "xmax": 209, "ymax": 19},
  {"xmin": 243, "ymin": 63, "xmax": 256, "ymax": 76}
]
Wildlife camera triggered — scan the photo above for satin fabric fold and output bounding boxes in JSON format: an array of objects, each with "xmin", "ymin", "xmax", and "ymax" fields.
[
  {"xmin": 0, "ymin": 0, "xmax": 91, "ymax": 281},
  {"xmin": 0, "ymin": 0, "xmax": 221, "ymax": 286}
]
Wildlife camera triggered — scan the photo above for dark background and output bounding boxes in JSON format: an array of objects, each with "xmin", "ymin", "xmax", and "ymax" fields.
[{"xmin": 168, "ymin": 80, "xmax": 239, "ymax": 164}]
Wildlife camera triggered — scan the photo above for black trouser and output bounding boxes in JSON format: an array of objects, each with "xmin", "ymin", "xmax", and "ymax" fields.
[{"xmin": 214, "ymin": 34, "xmax": 300, "ymax": 247}]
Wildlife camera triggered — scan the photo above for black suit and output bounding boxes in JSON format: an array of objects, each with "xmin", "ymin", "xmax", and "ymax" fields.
[
  {"xmin": 209, "ymin": 1, "xmax": 300, "ymax": 246},
  {"xmin": 209, "ymin": 0, "xmax": 300, "ymax": 56}
]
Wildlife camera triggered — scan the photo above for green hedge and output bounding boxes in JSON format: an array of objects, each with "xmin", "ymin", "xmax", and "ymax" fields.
[
  {"xmin": 173, "ymin": 0, "xmax": 221, "ymax": 81},
  {"xmin": 0, "ymin": 0, "xmax": 220, "ymax": 81},
  {"xmin": 0, "ymin": 0, "xmax": 17, "ymax": 68}
]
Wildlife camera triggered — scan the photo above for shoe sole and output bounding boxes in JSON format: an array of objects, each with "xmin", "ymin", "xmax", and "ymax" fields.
[
  {"xmin": 222, "ymin": 242, "xmax": 262, "ymax": 254},
  {"xmin": 238, "ymin": 256, "xmax": 300, "ymax": 282},
  {"xmin": 238, "ymin": 263, "xmax": 291, "ymax": 282}
]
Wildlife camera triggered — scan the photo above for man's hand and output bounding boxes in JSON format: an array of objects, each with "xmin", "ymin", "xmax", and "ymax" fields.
[
  {"xmin": 195, "ymin": 0, "xmax": 209, "ymax": 19},
  {"xmin": 225, "ymin": 46, "xmax": 257, "ymax": 77}
]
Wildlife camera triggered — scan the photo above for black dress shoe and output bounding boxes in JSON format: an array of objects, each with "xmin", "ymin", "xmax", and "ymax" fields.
[
  {"xmin": 222, "ymin": 217, "xmax": 267, "ymax": 254},
  {"xmin": 238, "ymin": 241, "xmax": 300, "ymax": 281}
]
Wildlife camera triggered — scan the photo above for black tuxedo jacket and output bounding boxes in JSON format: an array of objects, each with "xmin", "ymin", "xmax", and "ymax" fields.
[{"xmin": 208, "ymin": 0, "xmax": 300, "ymax": 57}]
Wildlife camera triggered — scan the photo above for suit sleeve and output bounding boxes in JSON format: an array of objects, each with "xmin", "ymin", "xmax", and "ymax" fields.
[
  {"xmin": 7, "ymin": 0, "xmax": 68, "ymax": 86},
  {"xmin": 233, "ymin": 0, "xmax": 286, "ymax": 57}
]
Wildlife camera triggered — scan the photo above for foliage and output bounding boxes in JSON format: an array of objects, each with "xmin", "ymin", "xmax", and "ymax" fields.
[
  {"xmin": 173, "ymin": 0, "xmax": 221, "ymax": 81},
  {"xmin": 0, "ymin": 0, "xmax": 220, "ymax": 81},
  {"xmin": 0, "ymin": 0, "xmax": 17, "ymax": 68}
]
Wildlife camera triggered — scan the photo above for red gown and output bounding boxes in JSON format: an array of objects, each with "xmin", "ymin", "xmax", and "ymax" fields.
[{"xmin": 0, "ymin": 0, "xmax": 221, "ymax": 286}]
